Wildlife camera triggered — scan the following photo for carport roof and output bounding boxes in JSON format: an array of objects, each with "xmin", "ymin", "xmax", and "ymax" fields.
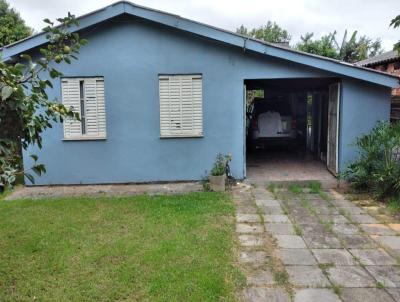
[{"xmin": 1, "ymin": 1, "xmax": 399, "ymax": 88}]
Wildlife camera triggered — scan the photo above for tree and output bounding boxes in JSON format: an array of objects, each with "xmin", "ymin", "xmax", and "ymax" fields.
[
  {"xmin": 296, "ymin": 32, "xmax": 338, "ymax": 59},
  {"xmin": 0, "ymin": 14, "xmax": 87, "ymax": 186},
  {"xmin": 296, "ymin": 30, "xmax": 382, "ymax": 63},
  {"xmin": 236, "ymin": 21, "xmax": 291, "ymax": 44},
  {"xmin": 0, "ymin": 0, "xmax": 33, "ymax": 47},
  {"xmin": 390, "ymin": 15, "xmax": 400, "ymax": 52}
]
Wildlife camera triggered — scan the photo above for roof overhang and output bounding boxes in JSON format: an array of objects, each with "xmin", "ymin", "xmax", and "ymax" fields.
[{"xmin": 1, "ymin": 1, "xmax": 399, "ymax": 88}]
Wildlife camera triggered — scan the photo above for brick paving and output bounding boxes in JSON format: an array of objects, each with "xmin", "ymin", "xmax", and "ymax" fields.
[{"xmin": 234, "ymin": 184, "xmax": 400, "ymax": 302}]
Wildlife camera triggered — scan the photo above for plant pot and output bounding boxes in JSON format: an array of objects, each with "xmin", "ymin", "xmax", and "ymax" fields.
[{"xmin": 209, "ymin": 174, "xmax": 226, "ymax": 192}]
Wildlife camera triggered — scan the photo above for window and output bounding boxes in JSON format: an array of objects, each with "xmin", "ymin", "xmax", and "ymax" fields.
[
  {"xmin": 61, "ymin": 77, "xmax": 106, "ymax": 140},
  {"xmin": 159, "ymin": 74, "xmax": 203, "ymax": 137}
]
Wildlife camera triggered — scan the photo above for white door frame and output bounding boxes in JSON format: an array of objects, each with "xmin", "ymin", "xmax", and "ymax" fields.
[{"xmin": 327, "ymin": 82, "xmax": 341, "ymax": 174}]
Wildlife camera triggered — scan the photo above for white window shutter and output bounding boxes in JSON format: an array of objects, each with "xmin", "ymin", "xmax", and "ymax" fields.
[
  {"xmin": 62, "ymin": 78, "xmax": 82, "ymax": 138},
  {"xmin": 159, "ymin": 75, "xmax": 203, "ymax": 137},
  {"xmin": 84, "ymin": 78, "xmax": 107, "ymax": 138},
  {"xmin": 62, "ymin": 77, "xmax": 107, "ymax": 139}
]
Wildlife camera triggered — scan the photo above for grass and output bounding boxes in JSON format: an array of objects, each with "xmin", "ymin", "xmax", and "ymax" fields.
[
  {"xmin": 267, "ymin": 183, "xmax": 276, "ymax": 194},
  {"xmin": 388, "ymin": 198, "xmax": 400, "ymax": 214},
  {"xmin": 273, "ymin": 270, "xmax": 289, "ymax": 285},
  {"xmin": 288, "ymin": 184, "xmax": 303, "ymax": 195},
  {"xmin": 0, "ymin": 192, "xmax": 244, "ymax": 301},
  {"xmin": 307, "ymin": 181, "xmax": 322, "ymax": 194}
]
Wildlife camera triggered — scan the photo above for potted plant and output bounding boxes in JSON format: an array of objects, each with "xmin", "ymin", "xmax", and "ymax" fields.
[{"xmin": 209, "ymin": 153, "xmax": 231, "ymax": 192}]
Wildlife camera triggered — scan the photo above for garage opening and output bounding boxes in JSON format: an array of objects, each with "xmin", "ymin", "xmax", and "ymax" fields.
[{"xmin": 244, "ymin": 78, "xmax": 340, "ymax": 184}]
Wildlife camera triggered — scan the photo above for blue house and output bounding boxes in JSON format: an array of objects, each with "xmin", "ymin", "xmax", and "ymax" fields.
[{"xmin": 1, "ymin": 1, "xmax": 398, "ymax": 185}]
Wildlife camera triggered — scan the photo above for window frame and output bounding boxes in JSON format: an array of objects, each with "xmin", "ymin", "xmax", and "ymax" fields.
[
  {"xmin": 158, "ymin": 73, "xmax": 204, "ymax": 139},
  {"xmin": 61, "ymin": 76, "xmax": 107, "ymax": 141}
]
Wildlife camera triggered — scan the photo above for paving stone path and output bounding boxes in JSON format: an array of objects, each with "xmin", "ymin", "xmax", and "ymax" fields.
[{"xmin": 234, "ymin": 184, "xmax": 400, "ymax": 302}]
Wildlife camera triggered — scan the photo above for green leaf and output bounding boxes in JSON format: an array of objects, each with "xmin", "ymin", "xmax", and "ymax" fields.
[{"xmin": 1, "ymin": 86, "xmax": 13, "ymax": 100}]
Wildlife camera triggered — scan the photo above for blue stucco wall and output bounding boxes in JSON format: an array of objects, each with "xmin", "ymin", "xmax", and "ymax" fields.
[
  {"xmin": 339, "ymin": 78, "xmax": 391, "ymax": 172},
  {"xmin": 23, "ymin": 17, "xmax": 390, "ymax": 185}
]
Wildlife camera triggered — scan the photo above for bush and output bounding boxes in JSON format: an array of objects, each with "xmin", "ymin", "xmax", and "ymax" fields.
[{"xmin": 343, "ymin": 121, "xmax": 400, "ymax": 200}]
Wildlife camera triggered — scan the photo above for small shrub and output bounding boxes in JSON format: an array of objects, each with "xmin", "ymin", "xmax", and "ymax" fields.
[
  {"xmin": 343, "ymin": 121, "xmax": 400, "ymax": 201},
  {"xmin": 210, "ymin": 153, "xmax": 232, "ymax": 176}
]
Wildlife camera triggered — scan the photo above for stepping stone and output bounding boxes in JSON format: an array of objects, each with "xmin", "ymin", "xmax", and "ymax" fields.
[
  {"xmin": 319, "ymin": 214, "xmax": 349, "ymax": 224},
  {"xmin": 260, "ymin": 205, "xmax": 284, "ymax": 215},
  {"xmin": 360, "ymin": 224, "xmax": 396, "ymax": 235},
  {"xmin": 350, "ymin": 214, "xmax": 378, "ymax": 224},
  {"xmin": 303, "ymin": 234, "xmax": 342, "ymax": 249},
  {"xmin": 300, "ymin": 223, "xmax": 327, "ymax": 236},
  {"xmin": 332, "ymin": 223, "xmax": 360, "ymax": 235},
  {"xmin": 312, "ymin": 249, "xmax": 357, "ymax": 265},
  {"xmin": 255, "ymin": 199, "xmax": 281, "ymax": 207},
  {"xmin": 327, "ymin": 266, "xmax": 376, "ymax": 287},
  {"xmin": 243, "ymin": 287, "xmax": 290, "ymax": 302},
  {"xmin": 240, "ymin": 251, "xmax": 268, "ymax": 265},
  {"xmin": 372, "ymin": 236, "xmax": 400, "ymax": 250},
  {"xmin": 388, "ymin": 224, "xmax": 400, "ymax": 233},
  {"xmin": 330, "ymin": 200, "xmax": 355, "ymax": 208},
  {"xmin": 237, "ymin": 214, "xmax": 261, "ymax": 223},
  {"xmin": 294, "ymin": 289, "xmax": 341, "ymax": 302},
  {"xmin": 314, "ymin": 207, "xmax": 339, "ymax": 215},
  {"xmin": 340, "ymin": 288, "xmax": 395, "ymax": 302},
  {"xmin": 341, "ymin": 207, "xmax": 366, "ymax": 215},
  {"xmin": 246, "ymin": 270, "xmax": 275, "ymax": 286},
  {"xmin": 339, "ymin": 235, "xmax": 376, "ymax": 249},
  {"xmin": 275, "ymin": 235, "xmax": 306, "ymax": 249},
  {"xmin": 366, "ymin": 265, "xmax": 400, "ymax": 287},
  {"xmin": 238, "ymin": 234, "xmax": 265, "ymax": 247},
  {"xmin": 265, "ymin": 223, "xmax": 295, "ymax": 235},
  {"xmin": 386, "ymin": 288, "xmax": 400, "ymax": 301},
  {"xmin": 236, "ymin": 223, "xmax": 264, "ymax": 234},
  {"xmin": 237, "ymin": 205, "xmax": 259, "ymax": 214},
  {"xmin": 286, "ymin": 265, "xmax": 330, "ymax": 287},
  {"xmin": 350, "ymin": 249, "xmax": 396, "ymax": 265},
  {"xmin": 263, "ymin": 215, "xmax": 289, "ymax": 223},
  {"xmin": 279, "ymin": 248, "xmax": 317, "ymax": 265}
]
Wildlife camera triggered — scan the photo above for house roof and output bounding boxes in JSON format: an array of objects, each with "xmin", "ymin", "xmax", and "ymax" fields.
[
  {"xmin": 1, "ymin": 1, "xmax": 398, "ymax": 88},
  {"xmin": 357, "ymin": 50, "xmax": 399, "ymax": 67}
]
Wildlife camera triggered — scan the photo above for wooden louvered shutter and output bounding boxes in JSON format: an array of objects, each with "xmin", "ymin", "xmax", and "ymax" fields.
[
  {"xmin": 159, "ymin": 75, "xmax": 203, "ymax": 137},
  {"xmin": 62, "ymin": 77, "xmax": 107, "ymax": 139},
  {"xmin": 84, "ymin": 78, "xmax": 107, "ymax": 138},
  {"xmin": 62, "ymin": 78, "xmax": 82, "ymax": 138}
]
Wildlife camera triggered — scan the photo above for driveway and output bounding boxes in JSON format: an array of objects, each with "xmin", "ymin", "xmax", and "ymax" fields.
[{"xmin": 234, "ymin": 184, "xmax": 400, "ymax": 302}]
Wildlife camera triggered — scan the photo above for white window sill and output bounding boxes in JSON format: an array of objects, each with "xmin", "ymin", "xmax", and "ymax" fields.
[
  {"xmin": 63, "ymin": 137, "xmax": 107, "ymax": 141},
  {"xmin": 160, "ymin": 135, "xmax": 204, "ymax": 139}
]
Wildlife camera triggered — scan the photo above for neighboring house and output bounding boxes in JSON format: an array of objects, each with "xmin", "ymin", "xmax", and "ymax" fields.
[
  {"xmin": 357, "ymin": 50, "xmax": 400, "ymax": 121},
  {"xmin": 1, "ymin": 1, "xmax": 398, "ymax": 185}
]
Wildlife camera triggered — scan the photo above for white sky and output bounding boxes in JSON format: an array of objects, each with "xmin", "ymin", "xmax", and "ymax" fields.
[{"xmin": 8, "ymin": 0, "xmax": 400, "ymax": 51}]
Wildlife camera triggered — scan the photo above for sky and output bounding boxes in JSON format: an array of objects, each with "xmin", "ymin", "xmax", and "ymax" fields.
[{"xmin": 8, "ymin": 0, "xmax": 400, "ymax": 51}]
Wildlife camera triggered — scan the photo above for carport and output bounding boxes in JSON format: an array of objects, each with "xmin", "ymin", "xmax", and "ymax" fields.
[{"xmin": 244, "ymin": 78, "xmax": 340, "ymax": 185}]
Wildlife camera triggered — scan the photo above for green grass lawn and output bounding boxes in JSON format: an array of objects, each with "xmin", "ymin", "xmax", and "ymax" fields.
[{"xmin": 0, "ymin": 192, "xmax": 244, "ymax": 301}]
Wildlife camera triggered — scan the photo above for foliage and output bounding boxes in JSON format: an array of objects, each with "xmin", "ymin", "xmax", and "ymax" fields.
[
  {"xmin": 343, "ymin": 121, "xmax": 400, "ymax": 200},
  {"xmin": 210, "ymin": 153, "xmax": 232, "ymax": 176},
  {"xmin": 296, "ymin": 30, "xmax": 382, "ymax": 63},
  {"xmin": 0, "ymin": 0, "xmax": 33, "ymax": 47},
  {"xmin": 0, "ymin": 14, "xmax": 87, "ymax": 187},
  {"xmin": 308, "ymin": 181, "xmax": 322, "ymax": 194},
  {"xmin": 0, "ymin": 193, "xmax": 244, "ymax": 301},
  {"xmin": 288, "ymin": 183, "xmax": 303, "ymax": 194},
  {"xmin": 236, "ymin": 21, "xmax": 291, "ymax": 44},
  {"xmin": 390, "ymin": 15, "xmax": 400, "ymax": 52}
]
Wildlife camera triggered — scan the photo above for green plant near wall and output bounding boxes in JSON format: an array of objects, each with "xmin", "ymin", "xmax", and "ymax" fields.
[{"xmin": 343, "ymin": 121, "xmax": 400, "ymax": 200}]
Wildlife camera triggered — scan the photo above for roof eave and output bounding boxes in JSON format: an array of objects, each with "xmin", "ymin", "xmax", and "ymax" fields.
[{"xmin": 1, "ymin": 1, "xmax": 399, "ymax": 89}]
